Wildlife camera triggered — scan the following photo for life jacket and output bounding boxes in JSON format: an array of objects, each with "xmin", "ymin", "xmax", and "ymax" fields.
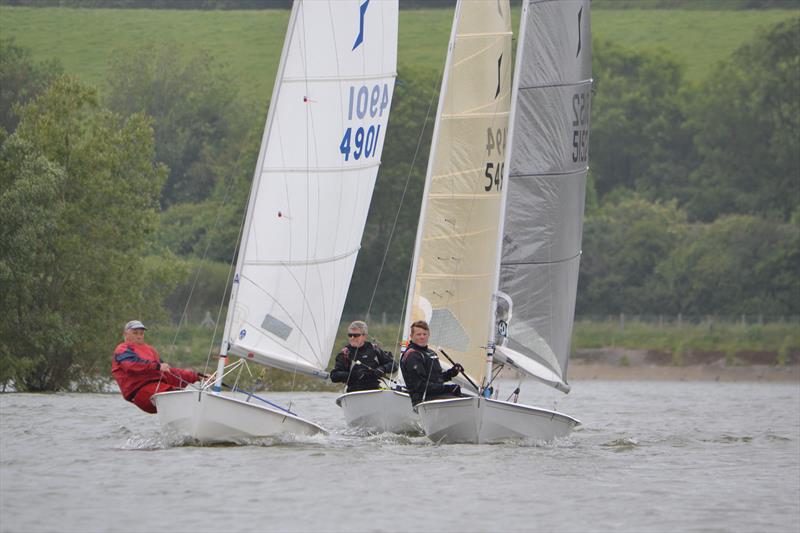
[{"xmin": 111, "ymin": 342, "xmax": 192, "ymax": 401}]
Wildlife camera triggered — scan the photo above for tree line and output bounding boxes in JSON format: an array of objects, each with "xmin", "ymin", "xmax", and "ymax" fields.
[
  {"xmin": 1, "ymin": 16, "xmax": 798, "ymax": 390},
  {"xmin": 0, "ymin": 0, "xmax": 793, "ymax": 9}
]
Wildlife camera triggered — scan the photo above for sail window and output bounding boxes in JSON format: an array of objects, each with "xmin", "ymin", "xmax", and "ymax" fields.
[
  {"xmin": 429, "ymin": 309, "xmax": 470, "ymax": 352},
  {"xmin": 261, "ymin": 314, "xmax": 293, "ymax": 341}
]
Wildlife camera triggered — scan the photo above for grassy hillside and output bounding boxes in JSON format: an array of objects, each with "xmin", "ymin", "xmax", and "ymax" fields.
[{"xmin": 0, "ymin": 6, "xmax": 796, "ymax": 105}]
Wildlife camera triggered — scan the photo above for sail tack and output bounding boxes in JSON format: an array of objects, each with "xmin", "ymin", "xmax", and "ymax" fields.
[
  {"xmin": 496, "ymin": 0, "xmax": 592, "ymax": 390},
  {"xmin": 225, "ymin": 0, "xmax": 398, "ymax": 377}
]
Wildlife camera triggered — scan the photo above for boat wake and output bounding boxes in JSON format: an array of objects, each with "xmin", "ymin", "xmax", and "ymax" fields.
[{"xmin": 601, "ymin": 437, "xmax": 640, "ymax": 451}]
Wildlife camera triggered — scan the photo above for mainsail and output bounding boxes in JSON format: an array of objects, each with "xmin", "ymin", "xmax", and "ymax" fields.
[
  {"xmin": 222, "ymin": 0, "xmax": 398, "ymax": 378},
  {"xmin": 494, "ymin": 0, "xmax": 592, "ymax": 392},
  {"xmin": 403, "ymin": 0, "xmax": 512, "ymax": 384}
]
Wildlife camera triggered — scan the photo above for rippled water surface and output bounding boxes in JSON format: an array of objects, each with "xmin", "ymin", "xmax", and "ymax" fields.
[{"xmin": 1, "ymin": 380, "xmax": 799, "ymax": 533}]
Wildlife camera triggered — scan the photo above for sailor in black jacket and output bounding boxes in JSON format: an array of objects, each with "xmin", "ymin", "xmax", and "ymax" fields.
[
  {"xmin": 400, "ymin": 319, "xmax": 463, "ymax": 405},
  {"xmin": 330, "ymin": 321, "xmax": 395, "ymax": 392}
]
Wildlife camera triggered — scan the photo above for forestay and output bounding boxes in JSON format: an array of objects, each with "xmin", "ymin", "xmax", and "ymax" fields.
[
  {"xmin": 224, "ymin": 0, "xmax": 398, "ymax": 378},
  {"xmin": 403, "ymin": 0, "xmax": 512, "ymax": 384},
  {"xmin": 494, "ymin": 0, "xmax": 592, "ymax": 392}
]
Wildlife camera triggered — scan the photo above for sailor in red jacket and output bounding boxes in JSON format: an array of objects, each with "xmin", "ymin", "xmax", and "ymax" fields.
[{"xmin": 112, "ymin": 320, "xmax": 203, "ymax": 413}]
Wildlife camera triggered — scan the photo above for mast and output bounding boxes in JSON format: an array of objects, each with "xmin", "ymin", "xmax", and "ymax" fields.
[
  {"xmin": 214, "ymin": 0, "xmax": 301, "ymax": 393},
  {"xmin": 484, "ymin": 0, "xmax": 531, "ymax": 393},
  {"xmin": 493, "ymin": 0, "xmax": 592, "ymax": 392},
  {"xmin": 401, "ymin": 0, "xmax": 463, "ymax": 341},
  {"xmin": 403, "ymin": 0, "xmax": 511, "ymax": 386}
]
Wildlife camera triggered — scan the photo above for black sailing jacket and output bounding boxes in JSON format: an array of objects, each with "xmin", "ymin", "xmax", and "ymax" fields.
[
  {"xmin": 400, "ymin": 342, "xmax": 459, "ymax": 405},
  {"xmin": 330, "ymin": 341, "xmax": 395, "ymax": 392}
]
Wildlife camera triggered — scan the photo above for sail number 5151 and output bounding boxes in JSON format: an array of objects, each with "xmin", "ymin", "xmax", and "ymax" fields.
[{"xmin": 340, "ymin": 83, "xmax": 390, "ymax": 162}]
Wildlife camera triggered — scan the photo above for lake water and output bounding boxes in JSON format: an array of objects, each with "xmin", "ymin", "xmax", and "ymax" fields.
[{"xmin": 1, "ymin": 380, "xmax": 798, "ymax": 533}]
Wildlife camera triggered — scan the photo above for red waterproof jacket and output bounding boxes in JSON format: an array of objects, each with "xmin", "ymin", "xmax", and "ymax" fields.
[{"xmin": 112, "ymin": 342, "xmax": 199, "ymax": 401}]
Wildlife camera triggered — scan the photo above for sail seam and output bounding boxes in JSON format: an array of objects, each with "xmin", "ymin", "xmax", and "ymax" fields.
[
  {"xmin": 262, "ymin": 161, "xmax": 381, "ymax": 173},
  {"xmin": 518, "ymin": 79, "xmax": 593, "ymax": 91},
  {"xmin": 457, "ymin": 31, "xmax": 513, "ymax": 38},
  {"xmin": 510, "ymin": 168, "xmax": 587, "ymax": 178},
  {"xmin": 501, "ymin": 251, "xmax": 582, "ymax": 266},
  {"xmin": 416, "ymin": 273, "xmax": 492, "ymax": 280},
  {"xmin": 243, "ymin": 246, "xmax": 360, "ymax": 267},
  {"xmin": 441, "ymin": 112, "xmax": 510, "ymax": 119},
  {"xmin": 283, "ymin": 73, "xmax": 397, "ymax": 83}
]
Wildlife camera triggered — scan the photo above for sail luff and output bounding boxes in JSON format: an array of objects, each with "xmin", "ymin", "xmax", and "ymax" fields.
[
  {"xmin": 220, "ymin": 1, "xmax": 301, "ymax": 358},
  {"xmin": 486, "ymin": 0, "xmax": 531, "ymax": 386},
  {"xmin": 403, "ymin": 0, "xmax": 512, "ymax": 385}
]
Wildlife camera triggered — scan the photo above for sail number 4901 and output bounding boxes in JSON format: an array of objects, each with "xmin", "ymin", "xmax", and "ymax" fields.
[{"xmin": 340, "ymin": 83, "xmax": 390, "ymax": 162}]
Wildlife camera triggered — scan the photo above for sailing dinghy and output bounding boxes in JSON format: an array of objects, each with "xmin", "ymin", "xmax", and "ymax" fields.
[
  {"xmin": 153, "ymin": 0, "xmax": 398, "ymax": 443},
  {"xmin": 404, "ymin": 0, "xmax": 591, "ymax": 444}
]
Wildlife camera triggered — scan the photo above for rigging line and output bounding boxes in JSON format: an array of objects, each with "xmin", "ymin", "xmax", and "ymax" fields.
[
  {"xmin": 203, "ymin": 173, "xmax": 248, "ymax": 375},
  {"xmin": 167, "ymin": 164, "xmax": 239, "ymax": 371},
  {"xmin": 318, "ymin": 0, "xmax": 345, "ymax": 365},
  {"xmin": 438, "ymin": 27, "xmax": 511, "ymax": 333},
  {"xmin": 291, "ymin": 0, "xmax": 312, "ymax": 403},
  {"xmin": 358, "ymin": 73, "xmax": 441, "ymax": 381},
  {"xmin": 365, "ymin": 71, "xmax": 441, "ymax": 324}
]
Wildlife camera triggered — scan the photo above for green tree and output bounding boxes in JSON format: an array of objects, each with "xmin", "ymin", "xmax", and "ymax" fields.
[
  {"xmin": 0, "ymin": 76, "xmax": 167, "ymax": 391},
  {"xmin": 590, "ymin": 40, "xmax": 697, "ymax": 203},
  {"xmin": 686, "ymin": 17, "xmax": 800, "ymax": 222},
  {"xmin": 0, "ymin": 37, "xmax": 62, "ymax": 134},
  {"xmin": 106, "ymin": 43, "xmax": 248, "ymax": 206},
  {"xmin": 578, "ymin": 194, "xmax": 689, "ymax": 315},
  {"xmin": 656, "ymin": 215, "xmax": 800, "ymax": 316}
]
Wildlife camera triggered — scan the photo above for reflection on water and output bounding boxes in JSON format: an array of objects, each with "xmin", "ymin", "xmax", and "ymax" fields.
[{"xmin": 1, "ymin": 380, "xmax": 798, "ymax": 533}]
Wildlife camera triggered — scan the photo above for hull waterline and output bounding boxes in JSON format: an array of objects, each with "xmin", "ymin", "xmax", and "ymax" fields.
[
  {"xmin": 152, "ymin": 389, "xmax": 326, "ymax": 444},
  {"xmin": 416, "ymin": 396, "xmax": 579, "ymax": 444},
  {"xmin": 335, "ymin": 389, "xmax": 420, "ymax": 434}
]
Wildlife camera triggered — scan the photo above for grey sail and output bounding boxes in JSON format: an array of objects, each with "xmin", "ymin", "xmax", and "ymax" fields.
[{"xmin": 495, "ymin": 0, "xmax": 592, "ymax": 392}]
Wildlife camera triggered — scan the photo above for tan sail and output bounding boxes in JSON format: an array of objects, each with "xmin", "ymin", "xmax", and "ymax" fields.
[{"xmin": 404, "ymin": 0, "xmax": 512, "ymax": 384}]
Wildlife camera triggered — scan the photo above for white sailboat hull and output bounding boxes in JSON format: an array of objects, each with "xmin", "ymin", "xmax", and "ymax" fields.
[
  {"xmin": 152, "ymin": 389, "xmax": 327, "ymax": 444},
  {"xmin": 416, "ymin": 396, "xmax": 579, "ymax": 444},
  {"xmin": 335, "ymin": 389, "xmax": 420, "ymax": 434}
]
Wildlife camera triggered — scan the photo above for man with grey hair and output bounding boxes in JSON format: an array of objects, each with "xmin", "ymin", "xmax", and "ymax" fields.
[
  {"xmin": 111, "ymin": 320, "xmax": 204, "ymax": 413},
  {"xmin": 330, "ymin": 320, "xmax": 395, "ymax": 392}
]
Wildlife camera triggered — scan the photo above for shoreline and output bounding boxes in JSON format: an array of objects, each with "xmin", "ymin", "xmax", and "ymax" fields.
[
  {"xmin": 567, "ymin": 347, "xmax": 799, "ymax": 382},
  {"xmin": 569, "ymin": 362, "xmax": 799, "ymax": 382}
]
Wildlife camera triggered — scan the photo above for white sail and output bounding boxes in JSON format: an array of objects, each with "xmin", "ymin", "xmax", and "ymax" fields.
[
  {"xmin": 494, "ymin": 0, "xmax": 592, "ymax": 391},
  {"xmin": 224, "ymin": 0, "xmax": 398, "ymax": 378},
  {"xmin": 403, "ymin": 0, "xmax": 512, "ymax": 385}
]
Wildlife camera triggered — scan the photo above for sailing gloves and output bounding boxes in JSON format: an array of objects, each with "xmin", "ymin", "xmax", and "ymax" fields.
[
  {"xmin": 443, "ymin": 384, "xmax": 462, "ymax": 397},
  {"xmin": 442, "ymin": 363, "xmax": 463, "ymax": 380}
]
